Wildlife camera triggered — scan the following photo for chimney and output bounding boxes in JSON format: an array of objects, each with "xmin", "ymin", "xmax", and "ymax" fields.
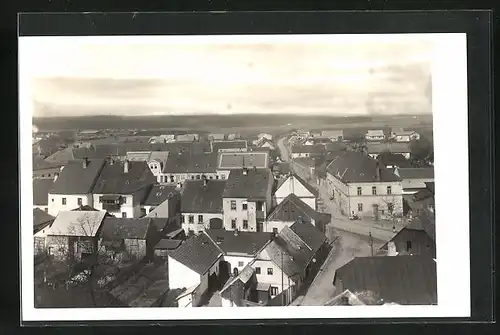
[
  {"xmin": 203, "ymin": 178, "xmax": 208, "ymax": 188},
  {"xmin": 82, "ymin": 157, "xmax": 88, "ymax": 169},
  {"xmin": 124, "ymin": 159, "xmax": 129, "ymax": 173},
  {"xmin": 393, "ymin": 166, "xmax": 400, "ymax": 177},
  {"xmin": 242, "ymin": 167, "xmax": 248, "ymax": 176},
  {"xmin": 53, "ymin": 173, "xmax": 59, "ymax": 182}
]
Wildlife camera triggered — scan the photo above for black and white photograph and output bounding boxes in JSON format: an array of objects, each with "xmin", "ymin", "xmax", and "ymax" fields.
[{"xmin": 20, "ymin": 31, "xmax": 470, "ymax": 321}]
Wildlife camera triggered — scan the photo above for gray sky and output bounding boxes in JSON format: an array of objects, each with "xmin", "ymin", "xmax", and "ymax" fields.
[{"xmin": 20, "ymin": 35, "xmax": 434, "ymax": 117}]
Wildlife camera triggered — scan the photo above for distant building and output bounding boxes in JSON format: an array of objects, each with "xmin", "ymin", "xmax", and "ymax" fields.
[
  {"xmin": 208, "ymin": 133, "xmax": 225, "ymax": 141},
  {"xmin": 291, "ymin": 158, "xmax": 317, "ymax": 184},
  {"xmin": 219, "ymin": 265, "xmax": 259, "ymax": 307},
  {"xmin": 175, "ymin": 134, "xmax": 199, "ymax": 142},
  {"xmin": 290, "ymin": 144, "xmax": 325, "ymax": 159},
  {"xmin": 216, "ymin": 152, "xmax": 269, "ymax": 178},
  {"xmin": 325, "ymin": 152, "xmax": 403, "ymax": 219},
  {"xmin": 271, "ymin": 162, "xmax": 291, "ymax": 179},
  {"xmin": 154, "ymin": 239, "xmax": 182, "ymax": 258},
  {"xmin": 33, "ymin": 156, "xmax": 64, "ymax": 179},
  {"xmin": 211, "ymin": 140, "xmax": 248, "ymax": 153},
  {"xmin": 366, "ymin": 142, "xmax": 411, "ymax": 160},
  {"xmin": 393, "ymin": 167, "xmax": 434, "ymax": 195},
  {"xmin": 390, "ymin": 128, "xmax": 420, "ymax": 142},
  {"xmin": 333, "ymin": 255, "xmax": 437, "ymax": 305},
  {"xmin": 126, "ymin": 151, "xmax": 170, "ymax": 177},
  {"xmin": 141, "ymin": 184, "xmax": 179, "ymax": 217},
  {"xmin": 47, "ymin": 158, "xmax": 106, "ymax": 217},
  {"xmin": 180, "ymin": 179, "xmax": 226, "ymax": 235},
  {"xmin": 92, "ymin": 160, "xmax": 156, "ymax": 218},
  {"xmin": 376, "ymin": 152, "xmax": 412, "ymax": 169},
  {"xmin": 258, "ymin": 133, "xmax": 273, "ymax": 141},
  {"xmin": 321, "ymin": 130, "xmax": 344, "ymax": 142},
  {"xmin": 227, "ymin": 133, "xmax": 240, "ymax": 141},
  {"xmin": 159, "ymin": 152, "xmax": 220, "ymax": 185},
  {"xmin": 149, "ymin": 134, "xmax": 175, "ymax": 144},
  {"xmin": 403, "ymin": 182, "xmax": 435, "ymax": 216},
  {"xmin": 222, "ymin": 168, "xmax": 274, "ymax": 232},
  {"xmin": 365, "ymin": 130, "xmax": 386, "ymax": 142}
]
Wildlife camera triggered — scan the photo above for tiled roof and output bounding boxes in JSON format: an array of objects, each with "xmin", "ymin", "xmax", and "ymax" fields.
[
  {"xmin": 276, "ymin": 173, "xmax": 319, "ymax": 197},
  {"xmin": 162, "ymin": 151, "xmax": 217, "ymax": 174},
  {"xmin": 205, "ymin": 230, "xmax": 272, "ymax": 256},
  {"xmin": 324, "ymin": 289, "xmax": 366, "ymax": 306},
  {"xmin": 263, "ymin": 226, "xmax": 314, "ymax": 277},
  {"xmin": 220, "ymin": 264, "xmax": 256, "ymax": 298},
  {"xmin": 334, "ymin": 256, "xmax": 437, "ymax": 305},
  {"xmin": 377, "ymin": 152, "xmax": 412, "ymax": 168},
  {"xmin": 217, "ymin": 152, "xmax": 268, "ymax": 169},
  {"xmin": 326, "ymin": 151, "xmax": 401, "ymax": 183},
  {"xmin": 222, "ymin": 168, "xmax": 273, "ymax": 199},
  {"xmin": 208, "ymin": 134, "xmax": 225, "ymax": 141},
  {"xmin": 291, "ymin": 144, "xmax": 325, "ymax": 154},
  {"xmin": 395, "ymin": 168, "xmax": 434, "ymax": 180},
  {"xmin": 289, "ymin": 220, "xmax": 327, "ymax": 254},
  {"xmin": 155, "ymin": 239, "xmax": 182, "ymax": 250},
  {"xmin": 406, "ymin": 211, "xmax": 436, "ymax": 242},
  {"xmin": 126, "ymin": 151, "xmax": 152, "ymax": 161},
  {"xmin": 33, "ymin": 208, "xmax": 55, "ymax": 232},
  {"xmin": 321, "ymin": 130, "xmax": 344, "ymax": 138},
  {"xmin": 149, "ymin": 151, "xmax": 170, "ymax": 163},
  {"xmin": 92, "ymin": 160, "xmax": 155, "ymax": 195},
  {"xmin": 49, "ymin": 159, "xmax": 105, "ymax": 195},
  {"xmin": 44, "ymin": 147, "xmax": 75, "ymax": 164},
  {"xmin": 48, "ymin": 211, "xmax": 107, "ymax": 237},
  {"xmin": 143, "ymin": 184, "xmax": 179, "ymax": 206},
  {"xmin": 180, "ymin": 180, "xmax": 226, "ymax": 213},
  {"xmin": 267, "ymin": 194, "xmax": 322, "ymax": 223},
  {"xmin": 100, "ymin": 217, "xmax": 152, "ymax": 240},
  {"xmin": 292, "ymin": 157, "xmax": 316, "ymax": 168},
  {"xmin": 33, "ymin": 155, "xmax": 64, "ymax": 171},
  {"xmin": 212, "ymin": 140, "xmax": 247, "ymax": 152},
  {"xmin": 366, "ymin": 142, "xmax": 411, "ymax": 154},
  {"xmin": 168, "ymin": 233, "xmax": 222, "ymax": 275},
  {"xmin": 149, "ymin": 217, "xmax": 170, "ymax": 232},
  {"xmin": 366, "ymin": 130, "xmax": 385, "ymax": 136},
  {"xmin": 272, "ymin": 162, "xmax": 291, "ymax": 174},
  {"xmin": 33, "ymin": 178, "xmax": 54, "ymax": 205}
]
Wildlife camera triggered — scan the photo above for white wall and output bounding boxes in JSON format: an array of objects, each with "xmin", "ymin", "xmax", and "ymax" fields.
[
  {"xmin": 148, "ymin": 160, "xmax": 163, "ymax": 176},
  {"xmin": 250, "ymin": 258, "xmax": 295, "ymax": 297},
  {"xmin": 263, "ymin": 220, "xmax": 315, "ymax": 234},
  {"xmin": 182, "ymin": 212, "xmax": 223, "ymax": 234},
  {"xmin": 93, "ymin": 194, "xmax": 137, "ymax": 218},
  {"xmin": 291, "ymin": 153, "xmax": 310, "ymax": 159},
  {"xmin": 402, "ymin": 178, "xmax": 434, "ymax": 190},
  {"xmin": 34, "ymin": 205, "xmax": 48, "ymax": 212},
  {"xmin": 274, "ymin": 176, "xmax": 317, "ymax": 210},
  {"xmin": 158, "ymin": 172, "xmax": 225, "ymax": 185},
  {"xmin": 225, "ymin": 254, "xmax": 255, "ymax": 274},
  {"xmin": 48, "ymin": 193, "xmax": 92, "ymax": 217},
  {"xmin": 177, "ymin": 294, "xmax": 194, "ymax": 308},
  {"xmin": 223, "ymin": 198, "xmax": 257, "ymax": 231},
  {"xmin": 168, "ymin": 256, "xmax": 201, "ymax": 290}
]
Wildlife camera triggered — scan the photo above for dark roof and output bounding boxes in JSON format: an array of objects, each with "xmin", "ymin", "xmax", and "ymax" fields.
[
  {"xmin": 406, "ymin": 211, "xmax": 436, "ymax": 242},
  {"xmin": 71, "ymin": 205, "xmax": 99, "ymax": 211},
  {"xmin": 143, "ymin": 184, "xmax": 179, "ymax": 206},
  {"xmin": 272, "ymin": 162, "xmax": 291, "ymax": 174},
  {"xmin": 49, "ymin": 159, "xmax": 105, "ymax": 195},
  {"xmin": 324, "ymin": 142, "xmax": 347, "ymax": 152},
  {"xmin": 276, "ymin": 173, "xmax": 319, "ymax": 197},
  {"xmin": 267, "ymin": 194, "xmax": 326, "ymax": 223},
  {"xmin": 222, "ymin": 168, "xmax": 273, "ymax": 199},
  {"xmin": 33, "ymin": 179, "xmax": 54, "ymax": 205},
  {"xmin": 150, "ymin": 218, "xmax": 170, "ymax": 231},
  {"xmin": 412, "ymin": 189, "xmax": 434, "ymax": 202},
  {"xmin": 326, "ymin": 151, "xmax": 401, "ymax": 183},
  {"xmin": 168, "ymin": 233, "xmax": 222, "ymax": 275},
  {"xmin": 366, "ymin": 142, "xmax": 411, "ymax": 154},
  {"xmin": 265, "ymin": 226, "xmax": 314, "ymax": 277},
  {"xmin": 289, "ymin": 220, "xmax": 327, "ymax": 253},
  {"xmin": 180, "ymin": 180, "xmax": 226, "ymax": 213},
  {"xmin": 33, "ymin": 155, "xmax": 64, "ymax": 171},
  {"xmin": 292, "ymin": 157, "xmax": 316, "ymax": 168},
  {"xmin": 212, "ymin": 140, "xmax": 247, "ymax": 152},
  {"xmin": 217, "ymin": 152, "xmax": 269, "ymax": 169},
  {"xmin": 33, "ymin": 208, "xmax": 55, "ymax": 232},
  {"xmin": 162, "ymin": 152, "xmax": 217, "ymax": 173},
  {"xmin": 291, "ymin": 144, "xmax": 325, "ymax": 154},
  {"xmin": 100, "ymin": 217, "xmax": 152, "ymax": 240},
  {"xmin": 155, "ymin": 239, "xmax": 182, "ymax": 250},
  {"xmin": 396, "ymin": 168, "xmax": 434, "ymax": 180},
  {"xmin": 425, "ymin": 182, "xmax": 435, "ymax": 194},
  {"xmin": 205, "ymin": 230, "xmax": 272, "ymax": 255},
  {"xmin": 92, "ymin": 160, "xmax": 155, "ymax": 194},
  {"xmin": 377, "ymin": 152, "xmax": 412, "ymax": 168},
  {"xmin": 334, "ymin": 256, "xmax": 437, "ymax": 305}
]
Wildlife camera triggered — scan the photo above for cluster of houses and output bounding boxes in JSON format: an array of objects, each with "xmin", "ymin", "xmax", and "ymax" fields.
[{"xmin": 32, "ymin": 131, "xmax": 336, "ymax": 307}]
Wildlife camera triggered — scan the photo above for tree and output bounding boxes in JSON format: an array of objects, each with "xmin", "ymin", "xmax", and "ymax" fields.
[
  {"xmin": 409, "ymin": 137, "xmax": 434, "ymax": 167},
  {"xmin": 379, "ymin": 195, "xmax": 404, "ymax": 229}
]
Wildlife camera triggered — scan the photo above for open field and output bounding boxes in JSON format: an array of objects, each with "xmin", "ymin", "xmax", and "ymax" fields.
[{"xmin": 33, "ymin": 113, "xmax": 433, "ymax": 138}]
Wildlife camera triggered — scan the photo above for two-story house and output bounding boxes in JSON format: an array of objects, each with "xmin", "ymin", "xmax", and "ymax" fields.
[
  {"xmin": 92, "ymin": 159, "xmax": 156, "ymax": 218},
  {"xmin": 180, "ymin": 179, "xmax": 227, "ymax": 235},
  {"xmin": 126, "ymin": 151, "xmax": 170, "ymax": 177},
  {"xmin": 325, "ymin": 152, "xmax": 403, "ymax": 219},
  {"xmin": 158, "ymin": 151, "xmax": 220, "ymax": 186},
  {"xmin": 365, "ymin": 130, "xmax": 386, "ymax": 142},
  {"xmin": 47, "ymin": 158, "xmax": 105, "ymax": 217},
  {"xmin": 274, "ymin": 173, "xmax": 318, "ymax": 210},
  {"xmin": 222, "ymin": 168, "xmax": 274, "ymax": 232}
]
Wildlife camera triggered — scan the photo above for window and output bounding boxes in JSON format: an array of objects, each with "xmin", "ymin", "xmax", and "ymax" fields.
[
  {"xmin": 188, "ymin": 215, "xmax": 194, "ymax": 224},
  {"xmin": 387, "ymin": 203, "xmax": 394, "ymax": 213},
  {"xmin": 255, "ymin": 267, "xmax": 261, "ymax": 274},
  {"xmin": 270, "ymin": 286, "xmax": 278, "ymax": 296},
  {"xmin": 180, "ymin": 215, "xmax": 185, "ymax": 224},
  {"xmin": 196, "ymin": 175, "xmax": 201, "ymax": 180},
  {"xmin": 122, "ymin": 212, "xmax": 127, "ymax": 218},
  {"xmin": 243, "ymin": 220, "xmax": 248, "ymax": 229},
  {"xmin": 198, "ymin": 215, "xmax": 203, "ymax": 223},
  {"xmin": 62, "ymin": 198, "xmax": 66, "ymax": 205},
  {"xmin": 221, "ymin": 175, "xmax": 226, "ymax": 179},
  {"xmin": 238, "ymin": 261, "xmax": 244, "ymax": 267},
  {"xmin": 242, "ymin": 203, "xmax": 248, "ymax": 210},
  {"xmin": 273, "ymin": 228, "xmax": 278, "ymax": 235},
  {"xmin": 387, "ymin": 186, "xmax": 392, "ymax": 195},
  {"xmin": 216, "ymin": 175, "xmax": 220, "ymax": 179},
  {"xmin": 51, "ymin": 198, "xmax": 54, "ymax": 202},
  {"xmin": 267, "ymin": 268, "xmax": 273, "ymax": 275},
  {"xmin": 77, "ymin": 198, "xmax": 82, "ymax": 206},
  {"xmin": 170, "ymin": 175, "xmax": 175, "ymax": 183},
  {"xmin": 44, "ymin": 208, "xmax": 48, "ymax": 212},
  {"xmin": 372, "ymin": 186, "xmax": 377, "ymax": 195},
  {"xmin": 231, "ymin": 219, "xmax": 236, "ymax": 229},
  {"xmin": 357, "ymin": 203, "xmax": 363, "ymax": 212},
  {"xmin": 191, "ymin": 175, "xmax": 195, "ymax": 179},
  {"xmin": 230, "ymin": 200, "xmax": 237, "ymax": 210},
  {"xmin": 209, "ymin": 176, "xmax": 213, "ymax": 179},
  {"xmin": 406, "ymin": 240, "xmax": 412, "ymax": 252},
  {"xmin": 256, "ymin": 201, "xmax": 264, "ymax": 211},
  {"xmin": 122, "ymin": 197, "xmax": 127, "ymax": 204}
]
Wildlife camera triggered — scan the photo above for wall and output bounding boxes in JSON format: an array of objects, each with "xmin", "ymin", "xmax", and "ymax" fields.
[
  {"xmin": 291, "ymin": 153, "xmax": 310, "ymax": 159},
  {"xmin": 157, "ymin": 172, "xmax": 224, "ymax": 185},
  {"xmin": 224, "ymin": 254, "xmax": 255, "ymax": 274},
  {"xmin": 33, "ymin": 166, "xmax": 61, "ymax": 179},
  {"xmin": 402, "ymin": 178, "xmax": 434, "ymax": 191},
  {"xmin": 274, "ymin": 176, "xmax": 317, "ymax": 210},
  {"xmin": 93, "ymin": 194, "xmax": 135, "ymax": 218},
  {"xmin": 124, "ymin": 238, "xmax": 147, "ymax": 260},
  {"xmin": 181, "ymin": 212, "xmax": 223, "ymax": 235},
  {"xmin": 223, "ymin": 198, "xmax": 258, "ymax": 231},
  {"xmin": 250, "ymin": 258, "xmax": 295, "ymax": 298},
  {"xmin": 291, "ymin": 161, "xmax": 315, "ymax": 184},
  {"xmin": 148, "ymin": 160, "xmax": 163, "ymax": 176},
  {"xmin": 48, "ymin": 193, "xmax": 92, "ymax": 217},
  {"xmin": 34, "ymin": 205, "xmax": 49, "ymax": 212},
  {"xmin": 168, "ymin": 256, "xmax": 201, "ymax": 290},
  {"xmin": 391, "ymin": 229, "xmax": 436, "ymax": 257}
]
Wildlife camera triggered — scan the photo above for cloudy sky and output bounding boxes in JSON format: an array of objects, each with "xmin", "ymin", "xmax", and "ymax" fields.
[{"xmin": 20, "ymin": 34, "xmax": 434, "ymax": 117}]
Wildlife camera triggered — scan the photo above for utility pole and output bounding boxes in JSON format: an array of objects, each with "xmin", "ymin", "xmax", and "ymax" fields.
[
  {"xmin": 369, "ymin": 232, "xmax": 374, "ymax": 256},
  {"xmin": 281, "ymin": 251, "xmax": 284, "ymax": 306}
]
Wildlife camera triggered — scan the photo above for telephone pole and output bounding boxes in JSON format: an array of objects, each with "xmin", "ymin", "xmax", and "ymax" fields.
[{"xmin": 369, "ymin": 232, "xmax": 374, "ymax": 256}]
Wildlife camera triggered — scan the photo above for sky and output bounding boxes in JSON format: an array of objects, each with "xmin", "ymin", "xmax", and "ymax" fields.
[{"xmin": 19, "ymin": 34, "xmax": 434, "ymax": 118}]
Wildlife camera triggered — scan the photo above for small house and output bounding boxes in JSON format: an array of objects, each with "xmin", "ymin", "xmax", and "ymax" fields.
[
  {"xmin": 365, "ymin": 130, "xmax": 385, "ymax": 142},
  {"xmin": 274, "ymin": 173, "xmax": 318, "ymax": 210}
]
